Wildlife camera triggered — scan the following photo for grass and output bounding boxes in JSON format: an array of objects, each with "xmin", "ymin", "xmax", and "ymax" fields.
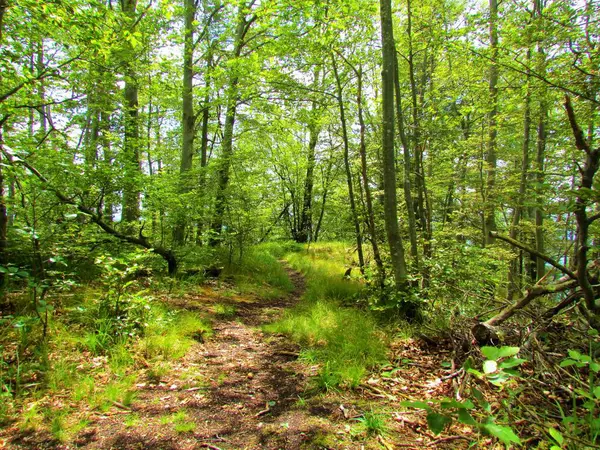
[
  {"xmin": 213, "ymin": 302, "xmax": 237, "ymax": 317},
  {"xmin": 224, "ymin": 246, "xmax": 295, "ymax": 296},
  {"xmin": 139, "ymin": 309, "xmax": 211, "ymax": 360},
  {"xmin": 264, "ymin": 242, "xmax": 388, "ymax": 390},
  {"xmin": 354, "ymin": 409, "xmax": 388, "ymax": 436},
  {"xmin": 161, "ymin": 410, "xmax": 196, "ymax": 433}
]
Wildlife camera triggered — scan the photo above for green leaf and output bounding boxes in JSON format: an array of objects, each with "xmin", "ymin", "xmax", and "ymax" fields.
[
  {"xmin": 458, "ymin": 409, "xmax": 476, "ymax": 425},
  {"xmin": 593, "ymin": 386, "xmax": 600, "ymax": 399},
  {"xmin": 400, "ymin": 401, "xmax": 431, "ymax": 411},
  {"xmin": 548, "ymin": 427, "xmax": 564, "ymax": 446},
  {"xmin": 588, "ymin": 329, "xmax": 599, "ymax": 337},
  {"xmin": 0, "ymin": 266, "xmax": 8, "ymax": 273},
  {"xmin": 481, "ymin": 346, "xmax": 500, "ymax": 361},
  {"xmin": 441, "ymin": 399, "xmax": 474, "ymax": 410},
  {"xmin": 568, "ymin": 350, "xmax": 583, "ymax": 361},
  {"xmin": 483, "ymin": 360, "xmax": 498, "ymax": 374},
  {"xmin": 497, "ymin": 347, "xmax": 520, "ymax": 359},
  {"xmin": 482, "ymin": 424, "xmax": 521, "ymax": 446},
  {"xmin": 499, "ymin": 358, "xmax": 526, "ymax": 369},
  {"xmin": 559, "ymin": 359, "xmax": 576, "ymax": 367},
  {"xmin": 426, "ymin": 412, "xmax": 452, "ymax": 435},
  {"xmin": 590, "ymin": 362, "xmax": 600, "ymax": 373}
]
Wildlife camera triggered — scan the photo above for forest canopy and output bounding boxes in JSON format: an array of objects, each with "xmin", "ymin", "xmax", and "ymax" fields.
[{"xmin": 1, "ymin": 0, "xmax": 600, "ymax": 447}]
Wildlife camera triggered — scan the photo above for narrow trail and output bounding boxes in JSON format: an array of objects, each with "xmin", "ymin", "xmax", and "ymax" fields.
[{"xmin": 85, "ymin": 266, "xmax": 333, "ymax": 450}]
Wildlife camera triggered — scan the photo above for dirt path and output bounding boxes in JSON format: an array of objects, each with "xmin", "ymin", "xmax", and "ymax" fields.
[{"xmin": 82, "ymin": 267, "xmax": 336, "ymax": 450}]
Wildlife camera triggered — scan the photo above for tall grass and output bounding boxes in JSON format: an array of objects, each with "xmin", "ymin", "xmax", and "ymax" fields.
[{"xmin": 265, "ymin": 242, "xmax": 388, "ymax": 389}]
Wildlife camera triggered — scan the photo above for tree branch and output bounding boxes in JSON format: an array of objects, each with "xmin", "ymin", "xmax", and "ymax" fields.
[
  {"xmin": 2, "ymin": 147, "xmax": 178, "ymax": 274},
  {"xmin": 490, "ymin": 231, "xmax": 576, "ymax": 279}
]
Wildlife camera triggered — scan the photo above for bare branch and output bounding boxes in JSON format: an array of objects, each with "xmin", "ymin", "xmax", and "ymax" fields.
[{"xmin": 490, "ymin": 231, "xmax": 576, "ymax": 279}]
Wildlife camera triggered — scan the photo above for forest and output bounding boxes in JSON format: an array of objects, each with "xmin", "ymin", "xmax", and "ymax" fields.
[{"xmin": 0, "ymin": 0, "xmax": 599, "ymax": 448}]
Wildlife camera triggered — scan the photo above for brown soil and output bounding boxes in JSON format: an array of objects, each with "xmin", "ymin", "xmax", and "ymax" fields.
[{"xmin": 1, "ymin": 267, "xmax": 479, "ymax": 450}]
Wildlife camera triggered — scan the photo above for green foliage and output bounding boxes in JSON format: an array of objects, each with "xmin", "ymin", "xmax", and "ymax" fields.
[
  {"xmin": 224, "ymin": 246, "xmax": 294, "ymax": 294},
  {"xmin": 354, "ymin": 410, "xmax": 388, "ymax": 436},
  {"xmin": 139, "ymin": 309, "xmax": 211, "ymax": 361},
  {"xmin": 402, "ymin": 346, "xmax": 525, "ymax": 446},
  {"xmin": 266, "ymin": 244, "xmax": 386, "ymax": 388}
]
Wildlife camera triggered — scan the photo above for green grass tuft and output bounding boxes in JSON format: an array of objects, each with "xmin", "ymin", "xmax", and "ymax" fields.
[
  {"xmin": 265, "ymin": 242, "xmax": 387, "ymax": 389},
  {"xmin": 355, "ymin": 410, "xmax": 388, "ymax": 436}
]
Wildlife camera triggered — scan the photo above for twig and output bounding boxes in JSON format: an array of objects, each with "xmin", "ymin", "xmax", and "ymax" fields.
[
  {"xmin": 360, "ymin": 384, "xmax": 398, "ymax": 401},
  {"xmin": 378, "ymin": 435, "xmax": 394, "ymax": 450},
  {"xmin": 440, "ymin": 368, "xmax": 464, "ymax": 381},
  {"xmin": 111, "ymin": 400, "xmax": 131, "ymax": 411},
  {"xmin": 199, "ymin": 444, "xmax": 222, "ymax": 450},
  {"xmin": 254, "ymin": 402, "xmax": 271, "ymax": 417},
  {"xmin": 428, "ymin": 436, "xmax": 471, "ymax": 447}
]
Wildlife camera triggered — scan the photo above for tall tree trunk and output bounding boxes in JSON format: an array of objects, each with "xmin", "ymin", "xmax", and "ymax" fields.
[
  {"xmin": 210, "ymin": 4, "xmax": 252, "ymax": 246},
  {"xmin": 332, "ymin": 56, "xmax": 364, "ymax": 273},
  {"xmin": 507, "ymin": 50, "xmax": 532, "ymax": 299},
  {"xmin": 173, "ymin": 0, "xmax": 196, "ymax": 245},
  {"xmin": 533, "ymin": 0, "xmax": 547, "ymax": 279},
  {"xmin": 406, "ymin": 0, "xmax": 430, "ymax": 268},
  {"xmin": 357, "ymin": 66, "xmax": 384, "ymax": 279},
  {"xmin": 394, "ymin": 53, "xmax": 419, "ymax": 264},
  {"xmin": 122, "ymin": 0, "xmax": 141, "ymax": 223},
  {"xmin": 484, "ymin": 0, "xmax": 499, "ymax": 246},
  {"xmin": 314, "ymin": 157, "xmax": 334, "ymax": 243},
  {"xmin": 380, "ymin": 0, "xmax": 408, "ymax": 287},
  {"xmin": 297, "ymin": 68, "xmax": 321, "ymax": 244},
  {"xmin": 0, "ymin": 128, "xmax": 7, "ymax": 290}
]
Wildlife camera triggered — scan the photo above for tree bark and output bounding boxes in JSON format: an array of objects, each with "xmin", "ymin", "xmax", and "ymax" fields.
[
  {"xmin": 0, "ymin": 0, "xmax": 8, "ymax": 42},
  {"xmin": 357, "ymin": 66, "xmax": 384, "ymax": 279},
  {"xmin": 484, "ymin": 0, "xmax": 499, "ymax": 246},
  {"xmin": 507, "ymin": 49, "xmax": 532, "ymax": 299},
  {"xmin": 297, "ymin": 68, "xmax": 321, "ymax": 244},
  {"xmin": 380, "ymin": 0, "xmax": 408, "ymax": 287},
  {"xmin": 534, "ymin": 0, "xmax": 547, "ymax": 279},
  {"xmin": 210, "ymin": 4, "xmax": 253, "ymax": 246},
  {"xmin": 332, "ymin": 55, "xmax": 364, "ymax": 273},
  {"xmin": 0, "ymin": 128, "xmax": 7, "ymax": 289},
  {"xmin": 173, "ymin": 0, "xmax": 196, "ymax": 245},
  {"xmin": 121, "ymin": 0, "xmax": 141, "ymax": 223},
  {"xmin": 394, "ymin": 53, "xmax": 419, "ymax": 264}
]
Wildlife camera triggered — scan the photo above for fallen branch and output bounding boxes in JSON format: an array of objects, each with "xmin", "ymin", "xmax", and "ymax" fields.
[
  {"xmin": 199, "ymin": 444, "xmax": 222, "ymax": 450},
  {"xmin": 254, "ymin": 402, "xmax": 271, "ymax": 417},
  {"xmin": 473, "ymin": 280, "xmax": 578, "ymax": 344},
  {"xmin": 490, "ymin": 231, "xmax": 576, "ymax": 279}
]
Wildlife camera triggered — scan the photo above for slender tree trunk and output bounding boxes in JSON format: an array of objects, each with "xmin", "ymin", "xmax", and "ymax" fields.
[
  {"xmin": 210, "ymin": 4, "xmax": 251, "ymax": 245},
  {"xmin": 122, "ymin": 0, "xmax": 141, "ymax": 223},
  {"xmin": 314, "ymin": 158, "xmax": 333, "ymax": 243},
  {"xmin": 196, "ymin": 40, "xmax": 214, "ymax": 244},
  {"xmin": 380, "ymin": 0, "xmax": 408, "ymax": 287},
  {"xmin": 298, "ymin": 68, "xmax": 321, "ymax": 244},
  {"xmin": 357, "ymin": 66, "xmax": 384, "ymax": 279},
  {"xmin": 507, "ymin": 50, "xmax": 532, "ymax": 299},
  {"xmin": 173, "ymin": 0, "xmax": 196, "ymax": 245},
  {"xmin": 394, "ymin": 53, "xmax": 419, "ymax": 264},
  {"xmin": 406, "ymin": 0, "xmax": 431, "ymax": 269},
  {"xmin": 484, "ymin": 0, "xmax": 499, "ymax": 246},
  {"xmin": 534, "ymin": 0, "xmax": 547, "ymax": 279},
  {"xmin": 332, "ymin": 56, "xmax": 364, "ymax": 273},
  {"xmin": 0, "ymin": 128, "xmax": 7, "ymax": 290}
]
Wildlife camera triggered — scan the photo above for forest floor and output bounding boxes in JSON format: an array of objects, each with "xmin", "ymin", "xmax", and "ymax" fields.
[{"xmin": 1, "ymin": 263, "xmax": 478, "ymax": 450}]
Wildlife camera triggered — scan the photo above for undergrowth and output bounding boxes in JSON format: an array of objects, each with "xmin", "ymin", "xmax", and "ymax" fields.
[{"xmin": 264, "ymin": 242, "xmax": 388, "ymax": 390}]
